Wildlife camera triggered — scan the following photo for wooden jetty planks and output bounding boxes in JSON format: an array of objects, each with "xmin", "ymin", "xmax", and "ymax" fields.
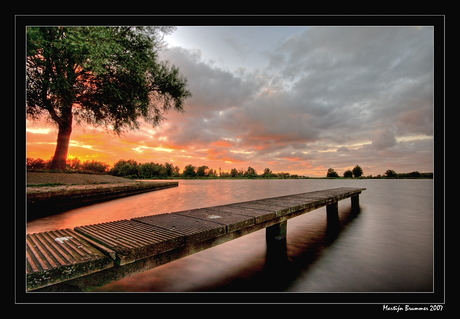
[
  {"xmin": 133, "ymin": 213, "xmax": 227, "ymax": 245},
  {"xmin": 234, "ymin": 201, "xmax": 291, "ymax": 217},
  {"xmin": 26, "ymin": 187, "xmax": 365, "ymax": 291},
  {"xmin": 26, "ymin": 228, "xmax": 114, "ymax": 290},
  {"xmin": 74, "ymin": 220, "xmax": 185, "ymax": 265},
  {"xmin": 173, "ymin": 208, "xmax": 255, "ymax": 233},
  {"xmin": 206, "ymin": 204, "xmax": 277, "ymax": 223}
]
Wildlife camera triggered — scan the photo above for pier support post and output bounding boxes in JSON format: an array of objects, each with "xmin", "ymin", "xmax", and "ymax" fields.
[
  {"xmin": 265, "ymin": 221, "xmax": 288, "ymax": 288},
  {"xmin": 351, "ymin": 195, "xmax": 360, "ymax": 213},
  {"xmin": 266, "ymin": 221, "xmax": 287, "ymax": 244},
  {"xmin": 326, "ymin": 202, "xmax": 340, "ymax": 239},
  {"xmin": 326, "ymin": 202, "xmax": 339, "ymax": 222}
]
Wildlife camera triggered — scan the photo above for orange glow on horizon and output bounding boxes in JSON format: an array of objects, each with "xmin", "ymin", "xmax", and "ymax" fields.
[
  {"xmin": 26, "ymin": 127, "xmax": 323, "ymax": 176},
  {"xmin": 26, "ymin": 119, "xmax": 409, "ymax": 177},
  {"xmin": 26, "ymin": 132, "xmax": 337, "ymax": 177}
]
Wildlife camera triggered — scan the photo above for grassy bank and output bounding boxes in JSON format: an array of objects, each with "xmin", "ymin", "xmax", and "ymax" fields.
[
  {"xmin": 27, "ymin": 172, "xmax": 136, "ymax": 186},
  {"xmin": 27, "ymin": 172, "xmax": 178, "ymax": 221}
]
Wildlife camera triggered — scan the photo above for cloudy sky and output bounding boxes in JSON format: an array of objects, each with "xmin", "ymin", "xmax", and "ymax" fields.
[{"xmin": 26, "ymin": 26, "xmax": 434, "ymax": 177}]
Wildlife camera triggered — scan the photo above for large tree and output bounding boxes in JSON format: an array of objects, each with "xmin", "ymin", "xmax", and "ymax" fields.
[{"xmin": 27, "ymin": 26, "xmax": 191, "ymax": 169}]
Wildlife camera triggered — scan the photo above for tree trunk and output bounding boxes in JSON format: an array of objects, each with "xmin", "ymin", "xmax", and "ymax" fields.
[{"xmin": 50, "ymin": 119, "xmax": 72, "ymax": 170}]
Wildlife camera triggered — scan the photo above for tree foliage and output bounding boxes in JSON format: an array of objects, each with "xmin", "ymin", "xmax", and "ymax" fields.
[
  {"xmin": 26, "ymin": 157, "xmax": 433, "ymax": 179},
  {"xmin": 384, "ymin": 169, "xmax": 398, "ymax": 178},
  {"xmin": 27, "ymin": 26, "xmax": 191, "ymax": 169},
  {"xmin": 27, "ymin": 157, "xmax": 109, "ymax": 173},
  {"xmin": 343, "ymin": 170, "xmax": 353, "ymax": 178},
  {"xmin": 196, "ymin": 165, "xmax": 209, "ymax": 177},
  {"xmin": 352, "ymin": 165, "xmax": 363, "ymax": 178},
  {"xmin": 183, "ymin": 164, "xmax": 197, "ymax": 178},
  {"xmin": 108, "ymin": 159, "xmax": 180, "ymax": 178},
  {"xmin": 244, "ymin": 166, "xmax": 257, "ymax": 178},
  {"xmin": 326, "ymin": 168, "xmax": 339, "ymax": 178}
]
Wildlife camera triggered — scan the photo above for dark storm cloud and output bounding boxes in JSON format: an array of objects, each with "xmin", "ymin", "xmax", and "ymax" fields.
[
  {"xmin": 371, "ymin": 129, "xmax": 397, "ymax": 150},
  {"xmin": 275, "ymin": 27, "xmax": 434, "ymax": 140},
  {"xmin": 158, "ymin": 26, "xmax": 434, "ymax": 175},
  {"xmin": 337, "ymin": 146, "xmax": 350, "ymax": 153}
]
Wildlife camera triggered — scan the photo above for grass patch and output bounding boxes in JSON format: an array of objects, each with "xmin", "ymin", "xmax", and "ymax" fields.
[
  {"xmin": 27, "ymin": 183, "xmax": 67, "ymax": 187},
  {"xmin": 27, "ymin": 182, "xmax": 116, "ymax": 187}
]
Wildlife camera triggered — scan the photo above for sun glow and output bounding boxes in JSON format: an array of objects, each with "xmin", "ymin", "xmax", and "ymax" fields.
[{"xmin": 27, "ymin": 127, "xmax": 51, "ymax": 134}]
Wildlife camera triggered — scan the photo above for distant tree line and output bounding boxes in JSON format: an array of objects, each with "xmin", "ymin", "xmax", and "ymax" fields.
[
  {"xmin": 108, "ymin": 161, "xmax": 304, "ymax": 179},
  {"xmin": 109, "ymin": 159, "xmax": 180, "ymax": 179},
  {"xmin": 380, "ymin": 169, "xmax": 433, "ymax": 179},
  {"xmin": 26, "ymin": 157, "xmax": 305, "ymax": 179},
  {"xmin": 27, "ymin": 157, "xmax": 109, "ymax": 174},
  {"xmin": 326, "ymin": 165, "xmax": 433, "ymax": 179},
  {"xmin": 327, "ymin": 165, "xmax": 363, "ymax": 178},
  {"xmin": 26, "ymin": 157, "xmax": 433, "ymax": 179}
]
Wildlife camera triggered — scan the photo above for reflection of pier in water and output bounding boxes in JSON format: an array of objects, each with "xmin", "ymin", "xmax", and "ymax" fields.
[{"xmin": 26, "ymin": 187, "xmax": 365, "ymax": 292}]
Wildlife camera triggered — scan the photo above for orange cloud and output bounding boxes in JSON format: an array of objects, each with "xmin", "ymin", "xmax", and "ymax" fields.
[
  {"xmin": 211, "ymin": 140, "xmax": 234, "ymax": 148},
  {"xmin": 281, "ymin": 156, "xmax": 303, "ymax": 162},
  {"xmin": 74, "ymin": 133, "xmax": 109, "ymax": 146},
  {"xmin": 206, "ymin": 148, "xmax": 228, "ymax": 159},
  {"xmin": 206, "ymin": 148, "xmax": 246, "ymax": 164}
]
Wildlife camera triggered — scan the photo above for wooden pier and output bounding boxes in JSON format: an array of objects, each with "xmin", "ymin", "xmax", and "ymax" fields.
[{"xmin": 26, "ymin": 187, "xmax": 365, "ymax": 291}]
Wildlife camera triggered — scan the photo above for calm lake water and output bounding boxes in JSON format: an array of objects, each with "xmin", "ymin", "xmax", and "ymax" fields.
[{"xmin": 26, "ymin": 179, "xmax": 434, "ymax": 292}]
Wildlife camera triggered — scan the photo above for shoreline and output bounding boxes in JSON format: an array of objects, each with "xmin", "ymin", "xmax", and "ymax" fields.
[{"xmin": 27, "ymin": 180, "xmax": 178, "ymax": 221}]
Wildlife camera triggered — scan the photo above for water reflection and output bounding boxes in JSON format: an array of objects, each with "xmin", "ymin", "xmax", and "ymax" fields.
[
  {"xmin": 92, "ymin": 203, "xmax": 362, "ymax": 292},
  {"xmin": 28, "ymin": 179, "xmax": 434, "ymax": 292},
  {"xmin": 263, "ymin": 205, "xmax": 360, "ymax": 292}
]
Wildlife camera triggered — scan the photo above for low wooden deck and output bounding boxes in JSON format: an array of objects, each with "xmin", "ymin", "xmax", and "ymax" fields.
[{"xmin": 26, "ymin": 187, "xmax": 365, "ymax": 291}]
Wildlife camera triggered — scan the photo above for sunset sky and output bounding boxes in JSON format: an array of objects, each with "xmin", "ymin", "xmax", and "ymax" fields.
[{"xmin": 26, "ymin": 26, "xmax": 435, "ymax": 177}]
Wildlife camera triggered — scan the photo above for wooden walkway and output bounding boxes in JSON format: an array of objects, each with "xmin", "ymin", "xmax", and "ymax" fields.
[{"xmin": 26, "ymin": 187, "xmax": 365, "ymax": 291}]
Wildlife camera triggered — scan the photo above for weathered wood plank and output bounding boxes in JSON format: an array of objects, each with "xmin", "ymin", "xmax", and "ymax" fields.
[
  {"xmin": 206, "ymin": 204, "xmax": 276, "ymax": 223},
  {"xmin": 27, "ymin": 187, "xmax": 365, "ymax": 291},
  {"xmin": 235, "ymin": 201, "xmax": 291, "ymax": 217},
  {"xmin": 174, "ymin": 208, "xmax": 254, "ymax": 233},
  {"xmin": 133, "ymin": 213, "xmax": 226, "ymax": 244},
  {"xmin": 74, "ymin": 220, "xmax": 185, "ymax": 265},
  {"xmin": 26, "ymin": 229, "xmax": 114, "ymax": 291}
]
